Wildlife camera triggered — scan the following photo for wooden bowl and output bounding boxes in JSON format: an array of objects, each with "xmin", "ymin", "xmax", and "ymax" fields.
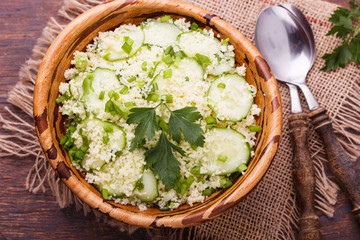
[{"xmin": 33, "ymin": 0, "xmax": 282, "ymax": 228}]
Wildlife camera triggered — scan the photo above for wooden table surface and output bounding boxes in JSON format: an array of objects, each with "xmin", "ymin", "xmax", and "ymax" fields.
[{"xmin": 1, "ymin": 0, "xmax": 359, "ymax": 239}]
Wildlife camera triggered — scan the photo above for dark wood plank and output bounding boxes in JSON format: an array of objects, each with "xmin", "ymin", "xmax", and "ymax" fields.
[{"xmin": 0, "ymin": 0, "xmax": 358, "ymax": 239}]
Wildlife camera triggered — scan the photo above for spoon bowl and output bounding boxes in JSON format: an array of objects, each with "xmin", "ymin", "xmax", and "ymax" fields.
[
  {"xmin": 255, "ymin": 6, "xmax": 314, "ymax": 84},
  {"xmin": 255, "ymin": 5, "xmax": 319, "ymax": 110}
]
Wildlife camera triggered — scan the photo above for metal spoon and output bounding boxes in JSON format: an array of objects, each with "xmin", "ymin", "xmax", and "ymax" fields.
[
  {"xmin": 256, "ymin": 3, "xmax": 360, "ymax": 230},
  {"xmin": 255, "ymin": 6, "xmax": 322, "ymax": 240}
]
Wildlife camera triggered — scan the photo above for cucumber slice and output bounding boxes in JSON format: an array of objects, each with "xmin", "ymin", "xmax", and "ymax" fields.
[
  {"xmin": 177, "ymin": 31, "xmax": 220, "ymax": 58},
  {"xmin": 207, "ymin": 74, "xmax": 253, "ymax": 122},
  {"xmin": 134, "ymin": 169, "xmax": 159, "ymax": 202},
  {"xmin": 98, "ymin": 26, "xmax": 144, "ymax": 61},
  {"xmin": 152, "ymin": 57, "xmax": 204, "ymax": 95},
  {"xmin": 208, "ymin": 57, "xmax": 235, "ymax": 76},
  {"xmin": 177, "ymin": 31, "xmax": 234, "ymax": 76},
  {"xmin": 80, "ymin": 118, "xmax": 126, "ymax": 170},
  {"xmin": 79, "ymin": 68, "xmax": 120, "ymax": 115},
  {"xmin": 143, "ymin": 20, "xmax": 182, "ymax": 47},
  {"xmin": 95, "ymin": 182, "xmax": 125, "ymax": 199},
  {"xmin": 203, "ymin": 128, "xmax": 251, "ymax": 175}
]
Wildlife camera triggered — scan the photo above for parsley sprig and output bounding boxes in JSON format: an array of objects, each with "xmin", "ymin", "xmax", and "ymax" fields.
[
  {"xmin": 321, "ymin": 0, "xmax": 360, "ymax": 71},
  {"xmin": 127, "ymin": 102, "xmax": 204, "ymax": 189}
]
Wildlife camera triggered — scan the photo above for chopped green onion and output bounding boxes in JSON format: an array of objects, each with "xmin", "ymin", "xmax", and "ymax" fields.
[
  {"xmin": 74, "ymin": 150, "xmax": 85, "ymax": 160},
  {"xmin": 205, "ymin": 116, "xmax": 217, "ymax": 124},
  {"xmin": 148, "ymin": 67, "xmax": 155, "ymax": 78},
  {"xmin": 113, "ymin": 101, "xmax": 128, "ymax": 119},
  {"xmin": 199, "ymin": 178, "xmax": 205, "ymax": 184},
  {"xmin": 60, "ymin": 135, "xmax": 68, "ymax": 145},
  {"xmin": 113, "ymin": 92, "xmax": 119, "ymax": 100},
  {"xmin": 68, "ymin": 125, "xmax": 76, "ymax": 133},
  {"xmin": 152, "ymin": 83, "xmax": 158, "ymax": 92},
  {"xmin": 217, "ymin": 83, "xmax": 226, "ymax": 89},
  {"xmin": 175, "ymin": 51, "xmax": 186, "ymax": 59},
  {"xmin": 163, "ymin": 69, "xmax": 172, "ymax": 78},
  {"xmin": 108, "ymin": 90, "xmax": 115, "ymax": 98},
  {"xmin": 190, "ymin": 22, "xmax": 198, "ymax": 30},
  {"xmin": 195, "ymin": 53, "xmax": 211, "ymax": 66},
  {"xmin": 205, "ymin": 124, "xmax": 214, "ymax": 129},
  {"xmin": 202, "ymin": 189, "xmax": 212, "ymax": 196},
  {"xmin": 220, "ymin": 178, "xmax": 233, "ymax": 188},
  {"xmin": 160, "ymin": 15, "xmax": 171, "ymax": 22},
  {"xmin": 80, "ymin": 133, "xmax": 88, "ymax": 147},
  {"xmin": 103, "ymin": 123, "xmax": 113, "ymax": 132},
  {"xmin": 137, "ymin": 79, "xmax": 146, "ymax": 87},
  {"xmin": 55, "ymin": 93, "xmax": 70, "ymax": 104},
  {"xmin": 68, "ymin": 147, "xmax": 77, "ymax": 162},
  {"xmin": 164, "ymin": 94, "xmax": 173, "ymax": 103},
  {"xmin": 141, "ymin": 61, "xmax": 147, "ymax": 71},
  {"xmin": 190, "ymin": 166, "xmax": 201, "ymax": 175},
  {"xmin": 159, "ymin": 119, "xmax": 168, "ymax": 132},
  {"xmin": 221, "ymin": 38, "xmax": 230, "ymax": 45},
  {"xmin": 237, "ymin": 164, "xmax": 248, "ymax": 172},
  {"xmin": 185, "ymin": 176, "xmax": 194, "ymax": 186},
  {"xmin": 196, "ymin": 28, "xmax": 203, "ymax": 33},
  {"xmin": 162, "ymin": 54, "xmax": 173, "ymax": 65},
  {"xmin": 180, "ymin": 184, "xmax": 188, "ymax": 195},
  {"xmin": 105, "ymin": 100, "xmax": 114, "ymax": 113},
  {"xmin": 249, "ymin": 125, "xmax": 262, "ymax": 132},
  {"xmin": 121, "ymin": 42, "xmax": 132, "ymax": 54},
  {"xmin": 173, "ymin": 56, "xmax": 181, "ymax": 68},
  {"xmin": 79, "ymin": 145, "xmax": 88, "ymax": 152},
  {"xmin": 165, "ymin": 46, "xmax": 174, "ymax": 56},
  {"xmin": 101, "ymin": 189, "xmax": 109, "ymax": 200},
  {"xmin": 98, "ymin": 91, "xmax": 105, "ymax": 100},
  {"xmin": 103, "ymin": 135, "xmax": 110, "ymax": 144},
  {"xmin": 185, "ymin": 76, "xmax": 189, "ymax": 81},
  {"xmin": 127, "ymin": 76, "xmax": 136, "ymax": 83},
  {"xmin": 215, "ymin": 53, "xmax": 221, "ymax": 61},
  {"xmin": 75, "ymin": 55, "xmax": 88, "ymax": 69},
  {"xmin": 102, "ymin": 52, "xmax": 110, "ymax": 60},
  {"xmin": 120, "ymin": 86, "xmax": 129, "ymax": 95},
  {"xmin": 217, "ymin": 154, "xmax": 228, "ymax": 162},
  {"xmin": 123, "ymin": 36, "xmax": 134, "ymax": 47},
  {"xmin": 135, "ymin": 181, "xmax": 144, "ymax": 190},
  {"xmin": 124, "ymin": 101, "xmax": 136, "ymax": 107},
  {"xmin": 148, "ymin": 93, "xmax": 159, "ymax": 102},
  {"xmin": 191, "ymin": 144, "xmax": 197, "ymax": 150}
]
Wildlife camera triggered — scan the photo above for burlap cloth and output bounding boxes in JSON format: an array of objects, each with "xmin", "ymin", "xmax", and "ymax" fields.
[{"xmin": 1, "ymin": 0, "xmax": 359, "ymax": 239}]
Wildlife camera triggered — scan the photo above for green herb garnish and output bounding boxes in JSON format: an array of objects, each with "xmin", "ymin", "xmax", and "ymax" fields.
[
  {"xmin": 127, "ymin": 107, "xmax": 158, "ymax": 151},
  {"xmin": 127, "ymin": 103, "xmax": 205, "ymax": 188},
  {"xmin": 167, "ymin": 106, "xmax": 205, "ymax": 146},
  {"xmin": 321, "ymin": 0, "xmax": 360, "ymax": 71},
  {"xmin": 145, "ymin": 132, "xmax": 185, "ymax": 189}
]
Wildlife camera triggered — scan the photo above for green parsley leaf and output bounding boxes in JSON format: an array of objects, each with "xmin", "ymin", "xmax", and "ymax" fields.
[
  {"xmin": 321, "ymin": 42, "xmax": 353, "ymax": 71},
  {"xmin": 168, "ymin": 106, "xmax": 205, "ymax": 147},
  {"xmin": 145, "ymin": 132, "xmax": 184, "ymax": 189},
  {"xmin": 349, "ymin": 33, "xmax": 360, "ymax": 65},
  {"xmin": 127, "ymin": 107, "xmax": 158, "ymax": 151},
  {"xmin": 321, "ymin": 0, "xmax": 360, "ymax": 71}
]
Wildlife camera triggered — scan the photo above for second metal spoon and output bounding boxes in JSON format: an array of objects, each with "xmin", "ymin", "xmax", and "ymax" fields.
[{"xmin": 255, "ymin": 3, "xmax": 360, "ymax": 228}]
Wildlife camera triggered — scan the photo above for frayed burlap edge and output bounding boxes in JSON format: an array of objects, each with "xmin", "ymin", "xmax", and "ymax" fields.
[{"xmin": 0, "ymin": 0, "xmax": 359, "ymax": 239}]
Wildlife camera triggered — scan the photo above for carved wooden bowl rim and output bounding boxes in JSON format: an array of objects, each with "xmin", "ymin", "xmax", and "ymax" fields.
[{"xmin": 33, "ymin": 0, "xmax": 283, "ymax": 229}]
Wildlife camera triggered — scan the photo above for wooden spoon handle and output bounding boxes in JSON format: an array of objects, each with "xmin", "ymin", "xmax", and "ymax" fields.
[
  {"xmin": 309, "ymin": 107, "xmax": 360, "ymax": 225},
  {"xmin": 288, "ymin": 113, "xmax": 322, "ymax": 240}
]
